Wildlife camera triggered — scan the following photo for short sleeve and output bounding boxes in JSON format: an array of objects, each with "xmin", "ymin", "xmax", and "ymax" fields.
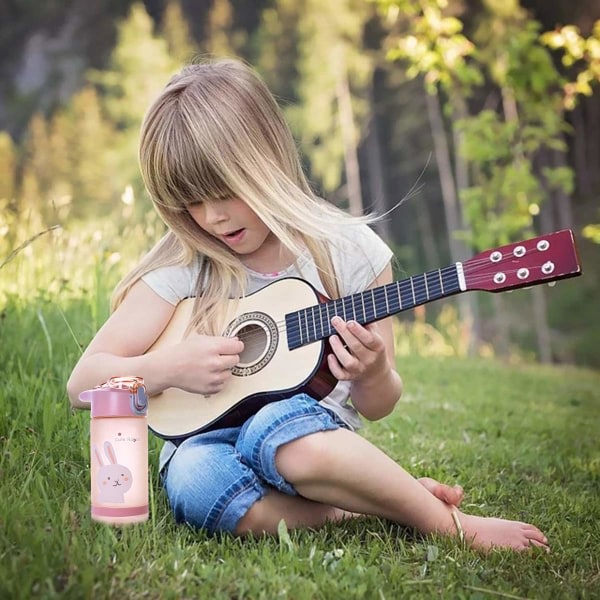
[
  {"xmin": 331, "ymin": 225, "xmax": 393, "ymax": 295},
  {"xmin": 141, "ymin": 261, "xmax": 200, "ymax": 305}
]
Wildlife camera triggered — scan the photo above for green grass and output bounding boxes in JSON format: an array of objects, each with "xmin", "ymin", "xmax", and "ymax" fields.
[{"xmin": 1, "ymin": 294, "xmax": 600, "ymax": 599}]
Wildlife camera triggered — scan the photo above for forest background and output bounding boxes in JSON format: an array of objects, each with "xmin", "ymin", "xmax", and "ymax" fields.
[{"xmin": 1, "ymin": 0, "xmax": 599, "ymax": 368}]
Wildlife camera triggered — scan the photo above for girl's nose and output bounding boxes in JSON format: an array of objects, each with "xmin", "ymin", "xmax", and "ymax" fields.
[{"xmin": 203, "ymin": 201, "xmax": 228, "ymax": 224}]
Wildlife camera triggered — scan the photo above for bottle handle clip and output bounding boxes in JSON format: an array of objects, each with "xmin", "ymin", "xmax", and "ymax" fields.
[{"xmin": 101, "ymin": 376, "xmax": 147, "ymax": 415}]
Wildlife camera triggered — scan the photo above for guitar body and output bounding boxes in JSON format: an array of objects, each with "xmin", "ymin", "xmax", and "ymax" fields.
[{"xmin": 147, "ymin": 278, "xmax": 337, "ymax": 440}]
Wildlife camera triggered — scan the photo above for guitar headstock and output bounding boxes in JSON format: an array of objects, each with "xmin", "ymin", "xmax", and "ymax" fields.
[{"xmin": 463, "ymin": 229, "xmax": 582, "ymax": 292}]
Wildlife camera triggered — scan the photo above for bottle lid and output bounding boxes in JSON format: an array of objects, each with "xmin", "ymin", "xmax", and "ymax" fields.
[{"xmin": 79, "ymin": 376, "xmax": 148, "ymax": 418}]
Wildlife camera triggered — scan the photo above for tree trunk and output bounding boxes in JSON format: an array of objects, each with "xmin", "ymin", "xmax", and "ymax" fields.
[
  {"xmin": 336, "ymin": 71, "xmax": 363, "ymax": 217},
  {"xmin": 491, "ymin": 294, "xmax": 510, "ymax": 358},
  {"xmin": 424, "ymin": 87, "xmax": 475, "ymax": 346},
  {"xmin": 552, "ymin": 147, "xmax": 574, "ymax": 230},
  {"xmin": 416, "ymin": 200, "xmax": 440, "ymax": 271},
  {"xmin": 586, "ymin": 95, "xmax": 600, "ymax": 190},
  {"xmin": 424, "ymin": 88, "xmax": 465, "ymax": 261},
  {"xmin": 572, "ymin": 103, "xmax": 593, "ymax": 197},
  {"xmin": 451, "ymin": 93, "xmax": 481, "ymax": 355},
  {"xmin": 502, "ymin": 85, "xmax": 553, "ymax": 363},
  {"xmin": 532, "ymin": 285, "xmax": 552, "ymax": 363},
  {"xmin": 365, "ymin": 79, "xmax": 391, "ymax": 241}
]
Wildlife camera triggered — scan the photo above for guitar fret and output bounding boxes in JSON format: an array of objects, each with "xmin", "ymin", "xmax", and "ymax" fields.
[
  {"xmin": 426, "ymin": 269, "xmax": 442, "ymax": 299},
  {"xmin": 360, "ymin": 292, "xmax": 366, "ymax": 322},
  {"xmin": 296, "ymin": 311, "xmax": 303, "ymax": 346},
  {"xmin": 303, "ymin": 309, "xmax": 310, "ymax": 343},
  {"xmin": 334, "ymin": 298, "xmax": 344, "ymax": 323},
  {"xmin": 318, "ymin": 303, "xmax": 325, "ymax": 339},
  {"xmin": 352, "ymin": 293, "xmax": 363, "ymax": 323},
  {"xmin": 410, "ymin": 277, "xmax": 416, "ymax": 305},
  {"xmin": 361, "ymin": 291, "xmax": 372, "ymax": 321},
  {"xmin": 370, "ymin": 289, "xmax": 376, "ymax": 319},
  {"xmin": 387, "ymin": 284, "xmax": 400, "ymax": 313},
  {"xmin": 373, "ymin": 287, "xmax": 386, "ymax": 319},
  {"xmin": 399, "ymin": 280, "xmax": 411, "ymax": 308},
  {"xmin": 412, "ymin": 274, "xmax": 424, "ymax": 305},
  {"xmin": 441, "ymin": 265, "xmax": 460, "ymax": 295},
  {"xmin": 343, "ymin": 296, "xmax": 353, "ymax": 322},
  {"xmin": 438, "ymin": 268, "xmax": 444, "ymax": 295}
]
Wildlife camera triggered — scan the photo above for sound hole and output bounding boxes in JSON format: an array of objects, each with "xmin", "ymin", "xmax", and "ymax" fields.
[
  {"xmin": 238, "ymin": 323, "xmax": 268, "ymax": 366},
  {"xmin": 224, "ymin": 312, "xmax": 279, "ymax": 377}
]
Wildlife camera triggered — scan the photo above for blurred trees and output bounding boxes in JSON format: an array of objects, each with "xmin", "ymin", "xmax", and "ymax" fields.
[
  {"xmin": 0, "ymin": 0, "xmax": 599, "ymax": 365},
  {"xmin": 89, "ymin": 3, "xmax": 177, "ymax": 200}
]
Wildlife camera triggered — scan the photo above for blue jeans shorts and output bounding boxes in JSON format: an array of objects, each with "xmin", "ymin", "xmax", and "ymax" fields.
[{"xmin": 162, "ymin": 394, "xmax": 347, "ymax": 534}]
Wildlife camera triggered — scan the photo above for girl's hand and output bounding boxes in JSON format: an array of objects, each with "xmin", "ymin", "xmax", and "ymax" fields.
[
  {"xmin": 327, "ymin": 316, "xmax": 390, "ymax": 383},
  {"xmin": 165, "ymin": 334, "xmax": 244, "ymax": 395}
]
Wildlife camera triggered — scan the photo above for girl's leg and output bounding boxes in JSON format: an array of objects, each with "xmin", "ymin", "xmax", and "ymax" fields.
[
  {"xmin": 233, "ymin": 395, "xmax": 468, "ymax": 538},
  {"xmin": 235, "ymin": 490, "xmax": 352, "ymax": 535},
  {"xmin": 163, "ymin": 429, "xmax": 268, "ymax": 534},
  {"xmin": 235, "ymin": 477, "xmax": 461, "ymax": 536},
  {"xmin": 274, "ymin": 429, "xmax": 549, "ymax": 551}
]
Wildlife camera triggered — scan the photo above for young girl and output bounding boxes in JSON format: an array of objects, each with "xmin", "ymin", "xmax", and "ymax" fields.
[{"xmin": 67, "ymin": 58, "xmax": 549, "ymax": 551}]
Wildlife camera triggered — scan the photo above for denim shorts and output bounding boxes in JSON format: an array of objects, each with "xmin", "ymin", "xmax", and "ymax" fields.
[{"xmin": 162, "ymin": 394, "xmax": 346, "ymax": 534}]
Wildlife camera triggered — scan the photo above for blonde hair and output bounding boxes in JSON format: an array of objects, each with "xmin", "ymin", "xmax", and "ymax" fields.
[{"xmin": 114, "ymin": 58, "xmax": 376, "ymax": 334}]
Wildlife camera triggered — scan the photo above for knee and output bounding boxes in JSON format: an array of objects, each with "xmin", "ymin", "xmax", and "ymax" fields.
[
  {"xmin": 164, "ymin": 443, "xmax": 235, "ymax": 529},
  {"xmin": 275, "ymin": 431, "xmax": 332, "ymax": 485}
]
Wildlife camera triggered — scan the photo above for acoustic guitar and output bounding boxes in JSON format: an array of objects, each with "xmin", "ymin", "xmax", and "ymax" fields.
[{"xmin": 147, "ymin": 229, "xmax": 581, "ymax": 440}]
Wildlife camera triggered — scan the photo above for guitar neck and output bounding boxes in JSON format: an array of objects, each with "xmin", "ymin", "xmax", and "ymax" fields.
[{"xmin": 285, "ymin": 264, "xmax": 465, "ymax": 350}]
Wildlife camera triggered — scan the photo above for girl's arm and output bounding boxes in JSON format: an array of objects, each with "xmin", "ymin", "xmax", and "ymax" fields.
[
  {"xmin": 67, "ymin": 280, "xmax": 243, "ymax": 408},
  {"xmin": 327, "ymin": 263, "xmax": 403, "ymax": 421}
]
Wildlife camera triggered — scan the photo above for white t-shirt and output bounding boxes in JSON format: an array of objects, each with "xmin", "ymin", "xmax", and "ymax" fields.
[{"xmin": 142, "ymin": 224, "xmax": 393, "ymax": 467}]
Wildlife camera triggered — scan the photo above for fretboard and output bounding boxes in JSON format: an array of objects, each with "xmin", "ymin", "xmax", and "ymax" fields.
[{"xmin": 285, "ymin": 265, "xmax": 463, "ymax": 350}]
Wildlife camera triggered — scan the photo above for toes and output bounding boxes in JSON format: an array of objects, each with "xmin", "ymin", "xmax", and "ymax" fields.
[
  {"xmin": 439, "ymin": 484, "xmax": 463, "ymax": 506},
  {"xmin": 417, "ymin": 477, "xmax": 464, "ymax": 506},
  {"xmin": 521, "ymin": 524, "xmax": 548, "ymax": 543},
  {"xmin": 453, "ymin": 485, "xmax": 464, "ymax": 506},
  {"xmin": 528, "ymin": 539, "xmax": 551, "ymax": 552}
]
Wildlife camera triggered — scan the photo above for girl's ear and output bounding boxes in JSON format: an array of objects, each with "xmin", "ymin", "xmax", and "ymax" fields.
[
  {"xmin": 104, "ymin": 441, "xmax": 118, "ymax": 464},
  {"xmin": 93, "ymin": 445, "xmax": 104, "ymax": 466}
]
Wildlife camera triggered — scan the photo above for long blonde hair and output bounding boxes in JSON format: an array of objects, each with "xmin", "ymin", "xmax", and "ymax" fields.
[{"xmin": 113, "ymin": 58, "xmax": 376, "ymax": 334}]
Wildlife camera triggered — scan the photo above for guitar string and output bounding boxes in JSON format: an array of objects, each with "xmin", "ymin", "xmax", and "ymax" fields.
[{"xmin": 228, "ymin": 262, "xmax": 561, "ymax": 346}]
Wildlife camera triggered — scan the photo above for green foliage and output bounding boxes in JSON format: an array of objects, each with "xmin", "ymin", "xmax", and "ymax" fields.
[
  {"xmin": 541, "ymin": 20, "xmax": 600, "ymax": 108},
  {"xmin": 203, "ymin": 0, "xmax": 247, "ymax": 57},
  {"xmin": 583, "ymin": 223, "xmax": 600, "ymax": 243},
  {"xmin": 285, "ymin": 0, "xmax": 373, "ymax": 194},
  {"xmin": 161, "ymin": 0, "xmax": 198, "ymax": 64},
  {"xmin": 254, "ymin": 0, "xmax": 301, "ymax": 101},
  {"xmin": 87, "ymin": 3, "xmax": 178, "ymax": 200},
  {"xmin": 0, "ymin": 131, "xmax": 16, "ymax": 203},
  {"xmin": 380, "ymin": 0, "xmax": 582, "ymax": 252},
  {"xmin": 383, "ymin": 0, "xmax": 483, "ymax": 93}
]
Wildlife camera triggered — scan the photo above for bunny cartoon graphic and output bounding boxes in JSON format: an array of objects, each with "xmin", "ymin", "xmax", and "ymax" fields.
[{"xmin": 93, "ymin": 441, "xmax": 133, "ymax": 503}]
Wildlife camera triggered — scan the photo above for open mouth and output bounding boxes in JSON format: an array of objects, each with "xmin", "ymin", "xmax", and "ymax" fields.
[{"xmin": 223, "ymin": 229, "xmax": 246, "ymax": 243}]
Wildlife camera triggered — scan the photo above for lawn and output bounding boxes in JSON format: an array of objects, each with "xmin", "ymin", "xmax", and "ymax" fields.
[{"xmin": 1, "ymin": 294, "xmax": 599, "ymax": 599}]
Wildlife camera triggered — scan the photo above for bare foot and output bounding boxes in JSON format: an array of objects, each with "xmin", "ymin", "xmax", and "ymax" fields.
[
  {"xmin": 455, "ymin": 511, "xmax": 550, "ymax": 552},
  {"xmin": 418, "ymin": 476, "xmax": 464, "ymax": 507}
]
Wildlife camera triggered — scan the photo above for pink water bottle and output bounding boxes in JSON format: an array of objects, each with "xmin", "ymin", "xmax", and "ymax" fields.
[{"xmin": 79, "ymin": 376, "xmax": 149, "ymax": 524}]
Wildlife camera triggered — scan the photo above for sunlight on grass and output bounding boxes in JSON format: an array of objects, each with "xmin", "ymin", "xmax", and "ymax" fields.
[{"xmin": 2, "ymin": 206, "xmax": 600, "ymax": 598}]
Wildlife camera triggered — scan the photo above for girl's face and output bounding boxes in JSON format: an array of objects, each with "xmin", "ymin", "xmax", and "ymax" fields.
[{"xmin": 187, "ymin": 198, "xmax": 274, "ymax": 259}]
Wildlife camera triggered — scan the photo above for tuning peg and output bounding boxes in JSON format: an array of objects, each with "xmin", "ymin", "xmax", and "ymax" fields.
[{"xmin": 548, "ymin": 281, "xmax": 557, "ymax": 287}]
